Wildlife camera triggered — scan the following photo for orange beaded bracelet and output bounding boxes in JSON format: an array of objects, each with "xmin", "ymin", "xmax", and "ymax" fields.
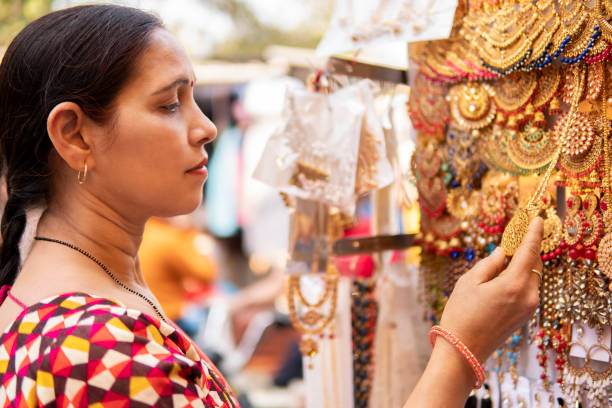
[{"xmin": 429, "ymin": 325, "xmax": 485, "ymax": 389}]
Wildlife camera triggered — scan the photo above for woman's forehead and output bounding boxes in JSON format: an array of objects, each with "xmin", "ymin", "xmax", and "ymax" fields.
[{"xmin": 128, "ymin": 29, "xmax": 194, "ymax": 90}]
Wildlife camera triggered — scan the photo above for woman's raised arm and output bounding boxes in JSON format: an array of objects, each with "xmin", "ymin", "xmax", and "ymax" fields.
[{"xmin": 404, "ymin": 217, "xmax": 543, "ymax": 407}]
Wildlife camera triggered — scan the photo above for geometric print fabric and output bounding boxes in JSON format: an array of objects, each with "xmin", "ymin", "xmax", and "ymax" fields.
[{"xmin": 0, "ymin": 287, "xmax": 239, "ymax": 407}]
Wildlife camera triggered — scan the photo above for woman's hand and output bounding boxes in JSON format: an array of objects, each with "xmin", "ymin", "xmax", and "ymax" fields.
[
  {"xmin": 404, "ymin": 217, "xmax": 543, "ymax": 408},
  {"xmin": 439, "ymin": 216, "xmax": 543, "ymax": 362}
]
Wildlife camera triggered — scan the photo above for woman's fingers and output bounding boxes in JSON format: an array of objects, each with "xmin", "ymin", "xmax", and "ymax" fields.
[
  {"xmin": 470, "ymin": 246, "xmax": 506, "ymax": 283},
  {"xmin": 505, "ymin": 217, "xmax": 544, "ymax": 280}
]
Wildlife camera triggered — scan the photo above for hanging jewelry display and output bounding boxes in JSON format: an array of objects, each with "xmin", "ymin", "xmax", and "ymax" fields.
[
  {"xmin": 408, "ymin": 3, "xmax": 612, "ymax": 404},
  {"xmin": 430, "ymin": 214, "xmax": 463, "ymax": 246},
  {"xmin": 446, "ymin": 39, "xmax": 480, "ymax": 79},
  {"xmin": 534, "ymin": 258, "xmax": 569, "ymax": 390},
  {"xmin": 351, "ymin": 277, "xmax": 376, "ymax": 408},
  {"xmin": 425, "ymin": 40, "xmax": 462, "ymax": 83},
  {"xmin": 507, "ymin": 330, "xmax": 522, "ymax": 387},
  {"xmin": 579, "ymin": 193, "xmax": 603, "ymax": 248},
  {"xmin": 560, "ymin": 16, "xmax": 602, "ymax": 64},
  {"xmin": 413, "ymin": 140, "xmax": 449, "ymax": 219},
  {"xmin": 563, "ymin": 257, "xmax": 611, "ymax": 329}
]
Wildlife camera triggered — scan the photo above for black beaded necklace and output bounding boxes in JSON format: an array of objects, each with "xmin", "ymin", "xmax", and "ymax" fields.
[{"xmin": 34, "ymin": 236, "xmax": 166, "ymax": 322}]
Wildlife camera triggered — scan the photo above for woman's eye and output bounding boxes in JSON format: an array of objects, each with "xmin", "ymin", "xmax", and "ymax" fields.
[{"xmin": 163, "ymin": 102, "xmax": 181, "ymax": 112}]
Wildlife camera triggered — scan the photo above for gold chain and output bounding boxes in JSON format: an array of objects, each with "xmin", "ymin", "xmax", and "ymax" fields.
[
  {"xmin": 287, "ymin": 268, "xmax": 338, "ymax": 335},
  {"xmin": 600, "ymin": 64, "xmax": 612, "ymax": 231}
]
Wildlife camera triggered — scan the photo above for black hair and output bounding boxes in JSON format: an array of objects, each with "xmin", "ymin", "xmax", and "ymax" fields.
[{"xmin": 0, "ymin": 5, "xmax": 163, "ymax": 287}]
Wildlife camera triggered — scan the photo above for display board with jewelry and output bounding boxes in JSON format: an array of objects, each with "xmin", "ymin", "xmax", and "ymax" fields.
[
  {"xmin": 256, "ymin": 65, "xmax": 424, "ymax": 408},
  {"xmin": 410, "ymin": 2, "xmax": 612, "ymax": 404}
]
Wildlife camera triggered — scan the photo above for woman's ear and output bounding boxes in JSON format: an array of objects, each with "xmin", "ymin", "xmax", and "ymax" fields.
[{"xmin": 47, "ymin": 102, "xmax": 95, "ymax": 172}]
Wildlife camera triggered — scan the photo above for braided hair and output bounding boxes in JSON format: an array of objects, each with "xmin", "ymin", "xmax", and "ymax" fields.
[{"xmin": 0, "ymin": 5, "xmax": 163, "ymax": 286}]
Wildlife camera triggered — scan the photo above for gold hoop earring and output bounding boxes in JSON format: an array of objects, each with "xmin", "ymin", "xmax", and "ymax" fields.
[{"xmin": 77, "ymin": 162, "xmax": 87, "ymax": 184}]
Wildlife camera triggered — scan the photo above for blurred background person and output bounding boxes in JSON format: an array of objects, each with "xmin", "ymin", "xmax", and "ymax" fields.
[{"xmin": 139, "ymin": 214, "xmax": 219, "ymax": 334}]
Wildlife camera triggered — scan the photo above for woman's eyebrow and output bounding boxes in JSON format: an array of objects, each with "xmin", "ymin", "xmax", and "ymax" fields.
[{"xmin": 151, "ymin": 77, "xmax": 190, "ymax": 96}]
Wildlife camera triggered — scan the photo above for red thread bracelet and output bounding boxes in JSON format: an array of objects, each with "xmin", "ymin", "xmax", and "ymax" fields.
[{"xmin": 429, "ymin": 325, "xmax": 485, "ymax": 389}]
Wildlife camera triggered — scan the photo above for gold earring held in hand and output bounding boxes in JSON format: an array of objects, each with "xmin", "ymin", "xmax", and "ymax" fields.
[{"xmin": 501, "ymin": 208, "xmax": 530, "ymax": 255}]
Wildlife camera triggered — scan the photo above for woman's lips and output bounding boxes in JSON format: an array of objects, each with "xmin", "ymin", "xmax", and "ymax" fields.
[{"xmin": 186, "ymin": 157, "xmax": 208, "ymax": 176}]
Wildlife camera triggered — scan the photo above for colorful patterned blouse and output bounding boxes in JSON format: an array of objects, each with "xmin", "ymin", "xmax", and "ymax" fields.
[{"xmin": 0, "ymin": 286, "xmax": 240, "ymax": 407}]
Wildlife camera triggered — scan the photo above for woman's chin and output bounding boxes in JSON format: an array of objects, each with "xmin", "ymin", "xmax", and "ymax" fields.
[{"xmin": 158, "ymin": 196, "xmax": 203, "ymax": 217}]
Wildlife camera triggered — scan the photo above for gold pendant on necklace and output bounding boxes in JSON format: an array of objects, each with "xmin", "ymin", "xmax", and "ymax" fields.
[{"xmin": 501, "ymin": 208, "xmax": 530, "ymax": 255}]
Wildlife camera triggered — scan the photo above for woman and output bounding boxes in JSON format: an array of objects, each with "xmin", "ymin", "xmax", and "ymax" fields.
[{"xmin": 0, "ymin": 5, "xmax": 542, "ymax": 407}]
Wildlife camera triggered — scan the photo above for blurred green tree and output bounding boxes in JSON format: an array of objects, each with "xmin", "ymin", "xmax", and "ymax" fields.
[
  {"xmin": 208, "ymin": 0, "xmax": 330, "ymax": 60},
  {"xmin": 0, "ymin": 0, "xmax": 51, "ymax": 45}
]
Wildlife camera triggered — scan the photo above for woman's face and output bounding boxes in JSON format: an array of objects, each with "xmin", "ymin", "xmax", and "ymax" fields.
[{"xmin": 88, "ymin": 28, "xmax": 216, "ymax": 220}]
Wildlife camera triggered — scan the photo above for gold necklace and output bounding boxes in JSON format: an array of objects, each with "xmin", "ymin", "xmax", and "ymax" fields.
[
  {"xmin": 448, "ymin": 82, "xmax": 496, "ymax": 131},
  {"xmin": 552, "ymin": 111, "xmax": 595, "ymax": 157},
  {"xmin": 355, "ymin": 121, "xmax": 382, "ymax": 195},
  {"xmin": 479, "ymin": 124, "xmax": 525, "ymax": 176},
  {"xmin": 562, "ymin": 17, "xmax": 599, "ymax": 60},
  {"xmin": 527, "ymin": 5, "xmax": 561, "ymax": 66},
  {"xmin": 288, "ymin": 267, "xmax": 339, "ymax": 365},
  {"xmin": 506, "ymin": 122, "xmax": 556, "ymax": 172},
  {"xmin": 447, "ymin": 188, "xmax": 481, "ymax": 220},
  {"xmin": 594, "ymin": 0, "xmax": 612, "ymax": 43},
  {"xmin": 446, "ymin": 40, "xmax": 477, "ymax": 77},
  {"xmin": 531, "ymin": 65, "xmax": 561, "ymax": 115},
  {"xmin": 466, "ymin": 1, "xmax": 535, "ymax": 72},
  {"xmin": 557, "ymin": 0, "xmax": 586, "ymax": 34},
  {"xmin": 408, "ymin": 73, "xmax": 449, "ymax": 137},
  {"xmin": 532, "ymin": 66, "xmax": 561, "ymax": 112},
  {"xmin": 541, "ymin": 201, "xmax": 563, "ymax": 256},
  {"xmin": 501, "ymin": 64, "xmax": 586, "ymax": 255},
  {"xmin": 425, "ymin": 40, "xmax": 462, "ymax": 80},
  {"xmin": 475, "ymin": 5, "xmax": 534, "ymax": 49},
  {"xmin": 558, "ymin": 136, "xmax": 603, "ymax": 179},
  {"xmin": 586, "ymin": 61, "xmax": 604, "ymax": 102},
  {"xmin": 597, "ymin": 68, "xmax": 612, "ymax": 284},
  {"xmin": 447, "ymin": 126, "xmax": 484, "ymax": 187},
  {"xmin": 491, "ymin": 70, "xmax": 537, "ymax": 114},
  {"xmin": 561, "ymin": 64, "xmax": 585, "ymax": 105}
]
